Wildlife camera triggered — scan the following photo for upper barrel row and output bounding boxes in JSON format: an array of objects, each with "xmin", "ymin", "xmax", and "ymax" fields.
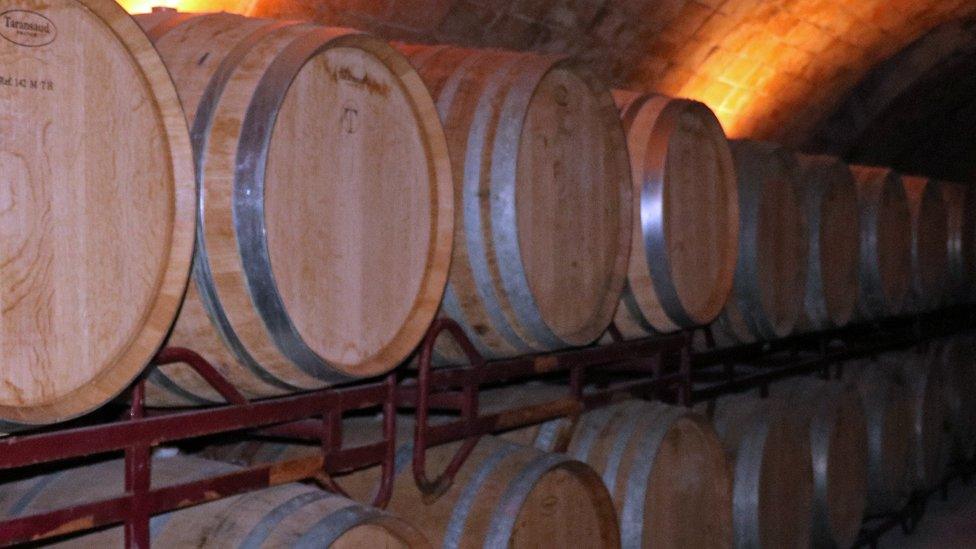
[
  {"xmin": 3, "ymin": 4, "xmax": 972, "ymax": 429},
  {"xmin": 705, "ymin": 146, "xmax": 973, "ymax": 347}
]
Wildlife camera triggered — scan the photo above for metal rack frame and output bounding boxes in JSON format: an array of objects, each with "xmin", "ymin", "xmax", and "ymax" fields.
[
  {"xmin": 691, "ymin": 307, "xmax": 974, "ymax": 401},
  {"xmin": 0, "ymin": 307, "xmax": 972, "ymax": 547},
  {"xmin": 853, "ymin": 457, "xmax": 976, "ymax": 549},
  {"xmin": 0, "ymin": 318, "xmax": 687, "ymax": 547}
]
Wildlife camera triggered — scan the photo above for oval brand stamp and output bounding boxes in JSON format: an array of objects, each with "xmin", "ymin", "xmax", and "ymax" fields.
[{"xmin": 0, "ymin": 10, "xmax": 56, "ymax": 47}]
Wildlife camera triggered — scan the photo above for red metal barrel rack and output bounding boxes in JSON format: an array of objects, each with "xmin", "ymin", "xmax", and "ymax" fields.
[{"xmin": 0, "ymin": 308, "xmax": 972, "ymax": 548}]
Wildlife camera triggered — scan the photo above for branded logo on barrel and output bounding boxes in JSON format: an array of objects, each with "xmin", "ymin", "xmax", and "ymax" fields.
[{"xmin": 0, "ymin": 10, "xmax": 56, "ymax": 47}]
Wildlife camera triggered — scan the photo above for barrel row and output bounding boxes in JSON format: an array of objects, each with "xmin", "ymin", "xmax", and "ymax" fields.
[
  {"xmin": 694, "ymin": 332, "xmax": 976, "ymax": 548},
  {"xmin": 133, "ymin": 10, "xmax": 638, "ymax": 404},
  {"xmin": 705, "ymin": 146, "xmax": 974, "ymax": 348},
  {"xmin": 487, "ymin": 387, "xmax": 734, "ymax": 549},
  {"xmin": 199, "ymin": 359, "xmax": 945, "ymax": 549},
  {"xmin": 873, "ymin": 335, "xmax": 976, "ymax": 489},
  {"xmin": 5, "ymin": 339, "xmax": 971, "ymax": 549},
  {"xmin": 200, "ymin": 397, "xmax": 731, "ymax": 549},
  {"xmin": 204, "ymin": 421, "xmax": 625, "ymax": 548},
  {"xmin": 4, "ymin": 2, "xmax": 974, "ymax": 430},
  {"xmin": 3, "ymin": 3, "xmax": 637, "ymax": 426},
  {"xmin": 0, "ymin": 455, "xmax": 430, "ymax": 547},
  {"xmin": 176, "ymin": 333, "xmax": 976, "ymax": 548}
]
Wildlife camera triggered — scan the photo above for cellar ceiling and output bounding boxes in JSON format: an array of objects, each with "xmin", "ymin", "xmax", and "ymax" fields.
[{"xmin": 125, "ymin": 0, "xmax": 976, "ymax": 179}]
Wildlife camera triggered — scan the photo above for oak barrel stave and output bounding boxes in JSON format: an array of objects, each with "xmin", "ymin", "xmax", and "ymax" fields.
[
  {"xmin": 0, "ymin": 455, "xmax": 430, "ymax": 547},
  {"xmin": 397, "ymin": 45, "xmax": 632, "ymax": 362},
  {"xmin": 883, "ymin": 350, "xmax": 948, "ymax": 489},
  {"xmin": 903, "ymin": 176, "xmax": 949, "ymax": 312},
  {"xmin": 718, "ymin": 140, "xmax": 807, "ymax": 342},
  {"xmin": 493, "ymin": 391, "xmax": 734, "ymax": 549},
  {"xmin": 940, "ymin": 182, "xmax": 976, "ymax": 302},
  {"xmin": 847, "ymin": 360, "xmax": 914, "ymax": 514},
  {"xmin": 133, "ymin": 13, "xmax": 454, "ymax": 405},
  {"xmin": 794, "ymin": 155, "xmax": 860, "ymax": 331},
  {"xmin": 611, "ymin": 91, "xmax": 739, "ymax": 337},
  {"xmin": 850, "ymin": 166, "xmax": 912, "ymax": 319},
  {"xmin": 203, "ymin": 427, "xmax": 622, "ymax": 548},
  {"xmin": 704, "ymin": 393, "xmax": 813, "ymax": 548},
  {"xmin": 771, "ymin": 377, "xmax": 868, "ymax": 548},
  {"xmin": 0, "ymin": 0, "xmax": 195, "ymax": 430}
]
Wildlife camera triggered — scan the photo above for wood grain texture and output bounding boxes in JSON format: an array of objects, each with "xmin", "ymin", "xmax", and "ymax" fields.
[
  {"xmin": 397, "ymin": 45, "xmax": 631, "ymax": 362},
  {"xmin": 611, "ymin": 91, "xmax": 738, "ymax": 338},
  {"xmin": 705, "ymin": 295, "xmax": 757, "ymax": 348},
  {"xmin": 846, "ymin": 359, "xmax": 914, "ymax": 514},
  {"xmin": 487, "ymin": 387, "xmax": 733, "ymax": 549},
  {"xmin": 0, "ymin": 455, "xmax": 429, "ymax": 547},
  {"xmin": 902, "ymin": 176, "xmax": 949, "ymax": 312},
  {"xmin": 0, "ymin": 0, "xmax": 194, "ymax": 429},
  {"xmin": 134, "ymin": 13, "xmax": 453, "ymax": 405},
  {"xmin": 771, "ymin": 377, "xmax": 868, "ymax": 548},
  {"xmin": 940, "ymin": 182, "xmax": 976, "ymax": 303},
  {"xmin": 717, "ymin": 141, "xmax": 807, "ymax": 343},
  {"xmin": 703, "ymin": 393, "xmax": 813, "ymax": 549},
  {"xmin": 202, "ymin": 427, "xmax": 622, "ymax": 548},
  {"xmin": 793, "ymin": 155, "xmax": 860, "ymax": 331},
  {"xmin": 850, "ymin": 166, "xmax": 912, "ymax": 320},
  {"xmin": 883, "ymin": 349, "xmax": 947, "ymax": 490}
]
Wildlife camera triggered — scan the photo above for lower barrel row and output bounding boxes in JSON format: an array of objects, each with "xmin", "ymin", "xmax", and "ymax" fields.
[{"xmin": 11, "ymin": 333, "xmax": 969, "ymax": 548}]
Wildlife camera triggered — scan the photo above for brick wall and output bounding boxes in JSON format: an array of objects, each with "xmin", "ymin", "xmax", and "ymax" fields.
[{"xmin": 242, "ymin": 0, "xmax": 976, "ymax": 147}]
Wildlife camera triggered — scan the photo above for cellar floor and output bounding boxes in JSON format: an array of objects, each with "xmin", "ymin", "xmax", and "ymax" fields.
[{"xmin": 878, "ymin": 477, "xmax": 976, "ymax": 547}]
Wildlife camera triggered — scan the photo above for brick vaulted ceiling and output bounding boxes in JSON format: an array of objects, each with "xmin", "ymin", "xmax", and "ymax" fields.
[
  {"xmin": 128, "ymin": 0, "xmax": 976, "ymax": 178},
  {"xmin": 229, "ymin": 0, "xmax": 976, "ymax": 143}
]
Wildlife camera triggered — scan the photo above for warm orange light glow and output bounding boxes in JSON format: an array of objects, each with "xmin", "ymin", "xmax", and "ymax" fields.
[
  {"xmin": 678, "ymin": 88, "xmax": 742, "ymax": 137},
  {"xmin": 118, "ymin": 0, "xmax": 256, "ymax": 15},
  {"xmin": 650, "ymin": 4, "xmax": 853, "ymax": 140},
  {"xmin": 674, "ymin": 50, "xmax": 809, "ymax": 139},
  {"xmin": 671, "ymin": 50, "xmax": 777, "ymax": 139},
  {"xmin": 657, "ymin": 0, "xmax": 976, "ymax": 142}
]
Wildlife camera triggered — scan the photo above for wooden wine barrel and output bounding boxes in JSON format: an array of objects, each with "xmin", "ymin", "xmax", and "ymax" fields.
[
  {"xmin": 902, "ymin": 177, "xmax": 949, "ymax": 312},
  {"xmin": 794, "ymin": 155, "xmax": 860, "ymax": 330},
  {"xmin": 883, "ymin": 350, "xmax": 947, "ymax": 489},
  {"xmin": 203, "ymin": 430, "xmax": 621, "ymax": 547},
  {"xmin": 707, "ymin": 301, "xmax": 758, "ymax": 347},
  {"xmin": 0, "ymin": 0, "xmax": 196, "ymax": 431},
  {"xmin": 940, "ymin": 181, "xmax": 976, "ymax": 302},
  {"xmin": 849, "ymin": 360, "xmax": 914, "ymax": 513},
  {"xmin": 935, "ymin": 335, "xmax": 976, "ymax": 461},
  {"xmin": 717, "ymin": 141, "xmax": 807, "ymax": 342},
  {"xmin": 705, "ymin": 394, "xmax": 813, "ymax": 548},
  {"xmin": 133, "ymin": 13, "xmax": 454, "ymax": 405},
  {"xmin": 499, "ymin": 397, "xmax": 733, "ymax": 549},
  {"xmin": 687, "ymin": 316, "xmax": 744, "ymax": 353},
  {"xmin": 0, "ymin": 455, "xmax": 430, "ymax": 547},
  {"xmin": 396, "ymin": 45, "xmax": 631, "ymax": 362},
  {"xmin": 610, "ymin": 91, "xmax": 738, "ymax": 337},
  {"xmin": 850, "ymin": 166, "xmax": 912, "ymax": 319},
  {"xmin": 771, "ymin": 377, "xmax": 868, "ymax": 548}
]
